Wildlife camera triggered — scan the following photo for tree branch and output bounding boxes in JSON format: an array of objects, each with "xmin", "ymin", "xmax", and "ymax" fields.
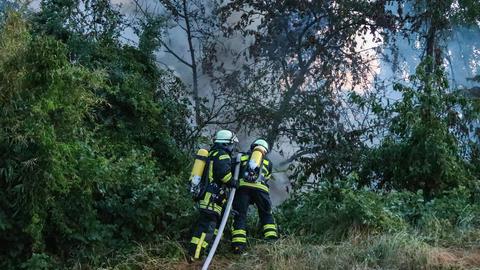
[{"xmin": 159, "ymin": 39, "xmax": 193, "ymax": 68}]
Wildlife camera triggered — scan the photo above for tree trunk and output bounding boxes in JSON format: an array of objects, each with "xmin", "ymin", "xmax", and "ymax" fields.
[{"xmin": 183, "ymin": 0, "xmax": 201, "ymax": 126}]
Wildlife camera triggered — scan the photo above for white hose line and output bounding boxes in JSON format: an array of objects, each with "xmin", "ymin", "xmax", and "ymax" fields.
[{"xmin": 202, "ymin": 153, "xmax": 242, "ymax": 270}]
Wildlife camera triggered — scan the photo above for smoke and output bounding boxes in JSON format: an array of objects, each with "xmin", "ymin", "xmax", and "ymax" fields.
[
  {"xmin": 446, "ymin": 27, "xmax": 480, "ymax": 88},
  {"xmin": 26, "ymin": 0, "xmax": 479, "ymax": 206},
  {"xmin": 114, "ymin": 0, "xmax": 298, "ymax": 204},
  {"xmin": 122, "ymin": 1, "xmax": 479, "ymax": 206}
]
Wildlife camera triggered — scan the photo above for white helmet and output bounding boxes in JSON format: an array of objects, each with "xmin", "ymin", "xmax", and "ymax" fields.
[
  {"xmin": 252, "ymin": 139, "xmax": 269, "ymax": 152},
  {"xmin": 214, "ymin": 130, "xmax": 239, "ymax": 144}
]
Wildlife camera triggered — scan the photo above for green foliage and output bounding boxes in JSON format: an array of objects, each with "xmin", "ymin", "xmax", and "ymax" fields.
[
  {"xmin": 277, "ymin": 176, "xmax": 408, "ymax": 239},
  {"xmin": 1, "ymin": 1, "xmax": 479, "ymax": 268},
  {"xmin": 450, "ymin": 0, "xmax": 480, "ymax": 25},
  {"xmin": 278, "ymin": 178, "xmax": 480, "ymax": 246},
  {"xmin": 417, "ymin": 186, "xmax": 480, "ymax": 246},
  {"xmin": 95, "ymin": 151, "xmax": 193, "ymax": 241},
  {"xmin": 360, "ymin": 60, "xmax": 479, "ymax": 197},
  {"xmin": 0, "ymin": 10, "xmax": 193, "ymax": 269},
  {"xmin": 21, "ymin": 253, "xmax": 57, "ymax": 270},
  {"xmin": 33, "ymin": 0, "xmax": 123, "ymax": 44}
]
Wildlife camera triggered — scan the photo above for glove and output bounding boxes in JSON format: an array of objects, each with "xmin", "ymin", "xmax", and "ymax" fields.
[{"xmin": 228, "ymin": 178, "xmax": 239, "ymax": 189}]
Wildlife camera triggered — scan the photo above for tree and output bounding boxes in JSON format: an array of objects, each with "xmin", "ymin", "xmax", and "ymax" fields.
[
  {"xmin": 360, "ymin": 59, "xmax": 479, "ymax": 197},
  {"xmin": 212, "ymin": 0, "xmax": 400, "ymax": 179},
  {"xmin": 133, "ymin": 0, "xmax": 231, "ymax": 137},
  {"xmin": 214, "ymin": 1, "xmax": 479, "ymax": 191},
  {"xmin": 354, "ymin": 0, "xmax": 480, "ymax": 196},
  {"xmin": 402, "ymin": 0, "xmax": 480, "ymax": 70},
  {"xmin": 0, "ymin": 6, "xmax": 193, "ymax": 267}
]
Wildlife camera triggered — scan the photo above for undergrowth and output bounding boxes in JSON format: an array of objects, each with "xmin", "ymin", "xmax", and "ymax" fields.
[{"xmin": 100, "ymin": 229, "xmax": 480, "ymax": 270}]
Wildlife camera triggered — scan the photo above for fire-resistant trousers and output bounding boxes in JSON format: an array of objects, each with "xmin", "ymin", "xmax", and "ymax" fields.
[
  {"xmin": 188, "ymin": 209, "xmax": 220, "ymax": 260},
  {"xmin": 231, "ymin": 187, "xmax": 278, "ymax": 249}
]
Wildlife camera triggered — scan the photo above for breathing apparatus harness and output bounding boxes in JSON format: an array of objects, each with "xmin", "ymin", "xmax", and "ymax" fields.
[
  {"xmin": 243, "ymin": 144, "xmax": 268, "ymax": 184},
  {"xmin": 189, "ymin": 143, "xmax": 235, "ymax": 203}
]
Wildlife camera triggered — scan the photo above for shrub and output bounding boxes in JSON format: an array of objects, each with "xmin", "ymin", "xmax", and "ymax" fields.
[
  {"xmin": 416, "ymin": 186, "xmax": 480, "ymax": 245},
  {"xmin": 360, "ymin": 60, "xmax": 479, "ymax": 198},
  {"xmin": 277, "ymin": 178, "xmax": 480, "ymax": 246},
  {"xmin": 0, "ymin": 12, "xmax": 193, "ymax": 268},
  {"xmin": 277, "ymin": 176, "xmax": 408, "ymax": 239}
]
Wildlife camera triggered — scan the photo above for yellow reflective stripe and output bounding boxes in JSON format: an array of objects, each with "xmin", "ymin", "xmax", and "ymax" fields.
[
  {"xmin": 192, "ymin": 237, "xmax": 208, "ymax": 248},
  {"xmin": 264, "ymin": 231, "xmax": 277, "ymax": 238},
  {"xmin": 201, "ymin": 192, "xmax": 212, "ymax": 205},
  {"xmin": 241, "ymin": 155, "xmax": 249, "ymax": 161},
  {"xmin": 214, "ymin": 229, "xmax": 218, "ymax": 235},
  {"xmin": 200, "ymin": 202, "xmax": 222, "ymax": 213},
  {"xmin": 214, "ymin": 205, "xmax": 222, "ymax": 213},
  {"xmin": 232, "ymin": 237, "xmax": 247, "ymax": 243},
  {"xmin": 191, "ymin": 237, "xmax": 200, "ymax": 244},
  {"xmin": 195, "ymin": 233, "xmax": 206, "ymax": 259},
  {"xmin": 263, "ymin": 159, "xmax": 269, "ymax": 166},
  {"xmin": 221, "ymin": 172, "xmax": 232, "ymax": 183},
  {"xmin": 219, "ymin": 154, "xmax": 230, "ymax": 160},
  {"xmin": 232, "ymin": 229, "xmax": 246, "ymax": 235},
  {"xmin": 199, "ymin": 203, "xmax": 222, "ymax": 214},
  {"xmin": 263, "ymin": 224, "xmax": 276, "ymax": 230},
  {"xmin": 239, "ymin": 180, "xmax": 269, "ymax": 192},
  {"xmin": 199, "ymin": 205, "xmax": 209, "ymax": 210},
  {"xmin": 208, "ymin": 163, "xmax": 213, "ymax": 182},
  {"xmin": 199, "ymin": 206, "xmax": 221, "ymax": 215}
]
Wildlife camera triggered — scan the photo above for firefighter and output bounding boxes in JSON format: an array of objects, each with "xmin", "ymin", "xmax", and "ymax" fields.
[
  {"xmin": 231, "ymin": 139, "xmax": 277, "ymax": 254},
  {"xmin": 188, "ymin": 129, "xmax": 239, "ymax": 261}
]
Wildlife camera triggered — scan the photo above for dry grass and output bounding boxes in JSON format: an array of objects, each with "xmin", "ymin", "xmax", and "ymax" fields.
[
  {"xmin": 103, "ymin": 232, "xmax": 480, "ymax": 270},
  {"xmin": 428, "ymin": 248, "xmax": 480, "ymax": 269}
]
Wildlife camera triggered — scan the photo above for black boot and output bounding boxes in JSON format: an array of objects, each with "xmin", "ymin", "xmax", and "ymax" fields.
[{"xmin": 232, "ymin": 245, "xmax": 246, "ymax": 255}]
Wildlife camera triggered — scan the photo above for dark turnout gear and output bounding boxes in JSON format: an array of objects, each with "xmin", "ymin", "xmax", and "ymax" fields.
[
  {"xmin": 239, "ymin": 154, "xmax": 273, "ymax": 193},
  {"xmin": 188, "ymin": 144, "xmax": 234, "ymax": 260},
  {"xmin": 231, "ymin": 154, "xmax": 277, "ymax": 251}
]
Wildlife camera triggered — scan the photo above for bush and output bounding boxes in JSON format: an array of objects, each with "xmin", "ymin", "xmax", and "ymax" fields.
[
  {"xmin": 277, "ymin": 176, "xmax": 480, "ymax": 246},
  {"xmin": 277, "ymin": 176, "xmax": 408, "ymax": 239},
  {"xmin": 416, "ymin": 186, "xmax": 480, "ymax": 245},
  {"xmin": 360, "ymin": 60, "xmax": 479, "ymax": 198},
  {"xmin": 0, "ymin": 12, "xmax": 193, "ymax": 269}
]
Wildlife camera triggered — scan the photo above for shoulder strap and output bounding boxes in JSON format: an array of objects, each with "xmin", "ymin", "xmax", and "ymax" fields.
[{"xmin": 195, "ymin": 154, "xmax": 209, "ymax": 161}]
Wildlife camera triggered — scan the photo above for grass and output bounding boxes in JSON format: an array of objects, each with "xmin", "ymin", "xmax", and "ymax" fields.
[{"xmin": 97, "ymin": 229, "xmax": 480, "ymax": 270}]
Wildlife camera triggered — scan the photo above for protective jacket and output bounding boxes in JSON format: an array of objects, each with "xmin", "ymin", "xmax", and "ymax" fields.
[
  {"xmin": 189, "ymin": 144, "xmax": 234, "ymax": 260},
  {"xmin": 197, "ymin": 145, "xmax": 234, "ymax": 215},
  {"xmin": 231, "ymin": 153, "xmax": 277, "ymax": 251},
  {"xmin": 238, "ymin": 154, "xmax": 273, "ymax": 192}
]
